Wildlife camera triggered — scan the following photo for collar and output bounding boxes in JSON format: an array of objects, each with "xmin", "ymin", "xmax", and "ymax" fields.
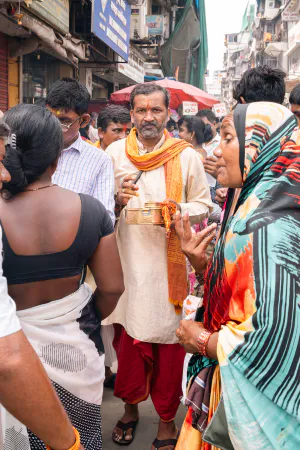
[
  {"xmin": 63, "ymin": 133, "xmax": 83, "ymax": 154},
  {"xmin": 136, "ymin": 133, "xmax": 166, "ymax": 155}
]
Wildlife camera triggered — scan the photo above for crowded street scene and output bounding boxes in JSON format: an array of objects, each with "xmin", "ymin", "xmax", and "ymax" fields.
[{"xmin": 0, "ymin": 0, "xmax": 299, "ymax": 449}]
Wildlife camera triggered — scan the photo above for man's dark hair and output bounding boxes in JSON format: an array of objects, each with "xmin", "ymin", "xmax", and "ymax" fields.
[
  {"xmin": 130, "ymin": 83, "xmax": 170, "ymax": 109},
  {"xmin": 46, "ymin": 78, "xmax": 90, "ymax": 115},
  {"xmin": 90, "ymin": 112, "xmax": 98, "ymax": 121},
  {"xmin": 167, "ymin": 119, "xmax": 176, "ymax": 130},
  {"xmin": 34, "ymin": 98, "xmax": 46, "ymax": 107},
  {"xmin": 97, "ymin": 105, "xmax": 131, "ymax": 131},
  {"xmin": 196, "ymin": 109, "xmax": 217, "ymax": 124},
  {"xmin": 289, "ymin": 84, "xmax": 300, "ymax": 105},
  {"xmin": 233, "ymin": 66, "xmax": 286, "ymax": 104}
]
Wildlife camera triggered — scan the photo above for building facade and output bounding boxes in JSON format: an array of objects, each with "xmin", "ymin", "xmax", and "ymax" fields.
[{"xmin": 222, "ymin": 0, "xmax": 300, "ymax": 108}]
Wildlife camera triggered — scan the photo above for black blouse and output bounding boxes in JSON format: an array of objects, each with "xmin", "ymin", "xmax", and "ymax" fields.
[{"xmin": 2, "ymin": 193, "xmax": 114, "ymax": 285}]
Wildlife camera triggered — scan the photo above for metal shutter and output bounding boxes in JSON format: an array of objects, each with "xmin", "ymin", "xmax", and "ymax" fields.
[{"xmin": 0, "ymin": 33, "xmax": 8, "ymax": 112}]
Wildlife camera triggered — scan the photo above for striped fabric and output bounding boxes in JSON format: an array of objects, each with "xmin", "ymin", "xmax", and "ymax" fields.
[
  {"xmin": 53, "ymin": 133, "xmax": 115, "ymax": 223},
  {"xmin": 201, "ymin": 103, "xmax": 300, "ymax": 449}
]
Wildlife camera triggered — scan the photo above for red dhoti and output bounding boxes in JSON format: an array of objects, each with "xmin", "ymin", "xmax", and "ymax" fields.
[{"xmin": 113, "ymin": 324, "xmax": 185, "ymax": 422}]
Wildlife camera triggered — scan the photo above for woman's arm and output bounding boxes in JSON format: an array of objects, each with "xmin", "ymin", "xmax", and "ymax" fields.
[
  {"xmin": 88, "ymin": 232, "xmax": 125, "ymax": 320},
  {"xmin": 0, "ymin": 330, "xmax": 82, "ymax": 450}
]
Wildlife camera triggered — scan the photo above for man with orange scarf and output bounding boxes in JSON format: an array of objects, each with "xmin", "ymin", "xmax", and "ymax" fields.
[{"xmin": 105, "ymin": 84, "xmax": 212, "ymax": 450}]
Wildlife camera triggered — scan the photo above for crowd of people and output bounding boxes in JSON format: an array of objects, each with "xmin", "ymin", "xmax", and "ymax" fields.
[{"xmin": 0, "ymin": 65, "xmax": 298, "ymax": 450}]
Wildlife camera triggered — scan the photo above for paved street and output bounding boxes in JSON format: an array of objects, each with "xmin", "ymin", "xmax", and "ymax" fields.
[{"xmin": 102, "ymin": 386, "xmax": 186, "ymax": 450}]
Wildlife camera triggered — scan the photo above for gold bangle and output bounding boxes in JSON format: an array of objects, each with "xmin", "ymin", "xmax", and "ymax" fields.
[{"xmin": 46, "ymin": 427, "xmax": 80, "ymax": 450}]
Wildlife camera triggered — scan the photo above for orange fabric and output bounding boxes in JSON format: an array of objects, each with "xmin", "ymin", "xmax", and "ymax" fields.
[
  {"xmin": 81, "ymin": 136, "xmax": 93, "ymax": 145},
  {"xmin": 94, "ymin": 140, "xmax": 101, "ymax": 149},
  {"xmin": 161, "ymin": 200, "xmax": 177, "ymax": 236},
  {"xmin": 125, "ymin": 128, "xmax": 190, "ymax": 313},
  {"xmin": 176, "ymin": 367, "xmax": 221, "ymax": 450}
]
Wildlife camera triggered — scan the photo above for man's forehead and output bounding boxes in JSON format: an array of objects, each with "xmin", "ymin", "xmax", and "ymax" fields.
[
  {"xmin": 47, "ymin": 107, "xmax": 75, "ymax": 117},
  {"xmin": 108, "ymin": 121, "xmax": 131, "ymax": 129},
  {"xmin": 133, "ymin": 92, "xmax": 166, "ymax": 106}
]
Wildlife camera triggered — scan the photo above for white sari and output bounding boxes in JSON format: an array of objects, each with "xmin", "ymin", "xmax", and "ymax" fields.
[{"xmin": 1, "ymin": 283, "xmax": 105, "ymax": 450}]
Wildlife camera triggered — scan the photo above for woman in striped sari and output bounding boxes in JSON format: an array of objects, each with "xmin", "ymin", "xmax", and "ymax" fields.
[{"xmin": 175, "ymin": 102, "xmax": 300, "ymax": 449}]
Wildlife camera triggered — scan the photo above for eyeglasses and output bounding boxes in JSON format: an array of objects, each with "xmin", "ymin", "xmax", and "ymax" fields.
[{"xmin": 59, "ymin": 116, "xmax": 81, "ymax": 132}]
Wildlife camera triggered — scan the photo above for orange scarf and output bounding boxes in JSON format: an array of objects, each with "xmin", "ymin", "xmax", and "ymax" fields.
[{"xmin": 126, "ymin": 128, "xmax": 190, "ymax": 313}]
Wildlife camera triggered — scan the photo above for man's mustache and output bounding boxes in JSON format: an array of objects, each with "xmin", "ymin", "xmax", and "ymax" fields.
[{"xmin": 141, "ymin": 121, "xmax": 158, "ymax": 128}]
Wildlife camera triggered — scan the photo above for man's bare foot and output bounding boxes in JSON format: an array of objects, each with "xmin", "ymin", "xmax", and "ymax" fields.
[
  {"xmin": 112, "ymin": 403, "xmax": 139, "ymax": 443},
  {"xmin": 151, "ymin": 420, "xmax": 179, "ymax": 450}
]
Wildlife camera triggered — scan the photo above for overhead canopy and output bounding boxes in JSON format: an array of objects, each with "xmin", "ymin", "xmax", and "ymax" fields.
[
  {"xmin": 110, "ymin": 78, "xmax": 218, "ymax": 110},
  {"xmin": 9, "ymin": 13, "xmax": 88, "ymax": 67}
]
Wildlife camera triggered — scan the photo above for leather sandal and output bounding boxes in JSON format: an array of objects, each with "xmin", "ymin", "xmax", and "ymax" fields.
[
  {"xmin": 152, "ymin": 432, "xmax": 179, "ymax": 450},
  {"xmin": 112, "ymin": 419, "xmax": 139, "ymax": 446}
]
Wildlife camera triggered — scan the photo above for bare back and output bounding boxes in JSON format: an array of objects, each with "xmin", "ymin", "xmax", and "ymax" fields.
[{"xmin": 0, "ymin": 187, "xmax": 84, "ymax": 310}]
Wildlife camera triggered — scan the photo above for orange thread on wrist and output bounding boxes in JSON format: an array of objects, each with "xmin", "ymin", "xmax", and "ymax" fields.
[{"xmin": 46, "ymin": 427, "xmax": 80, "ymax": 450}]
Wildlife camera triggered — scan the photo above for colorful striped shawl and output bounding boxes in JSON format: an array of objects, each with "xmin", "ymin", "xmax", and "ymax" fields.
[{"xmin": 198, "ymin": 103, "xmax": 299, "ymax": 448}]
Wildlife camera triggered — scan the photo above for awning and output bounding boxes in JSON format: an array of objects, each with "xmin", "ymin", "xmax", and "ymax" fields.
[
  {"xmin": 161, "ymin": 0, "xmax": 208, "ymax": 90},
  {"xmin": 265, "ymin": 41, "xmax": 288, "ymax": 57},
  {"xmin": 9, "ymin": 13, "xmax": 88, "ymax": 66}
]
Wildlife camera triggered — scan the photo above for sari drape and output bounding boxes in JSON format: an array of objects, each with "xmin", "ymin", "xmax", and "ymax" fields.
[
  {"xmin": 185, "ymin": 103, "xmax": 300, "ymax": 449},
  {"xmin": 0, "ymin": 284, "xmax": 105, "ymax": 450}
]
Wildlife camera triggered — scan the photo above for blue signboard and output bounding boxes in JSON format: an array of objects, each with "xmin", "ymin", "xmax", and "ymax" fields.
[{"xmin": 91, "ymin": 0, "xmax": 131, "ymax": 62}]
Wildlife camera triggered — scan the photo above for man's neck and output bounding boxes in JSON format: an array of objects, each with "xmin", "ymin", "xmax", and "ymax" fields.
[
  {"xmin": 63, "ymin": 134, "xmax": 79, "ymax": 150},
  {"xmin": 137, "ymin": 133, "xmax": 164, "ymax": 153}
]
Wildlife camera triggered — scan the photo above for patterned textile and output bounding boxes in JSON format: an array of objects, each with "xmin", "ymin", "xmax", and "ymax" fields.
[
  {"xmin": 125, "ymin": 128, "xmax": 191, "ymax": 313},
  {"xmin": 199, "ymin": 102, "xmax": 300, "ymax": 449},
  {"xmin": 52, "ymin": 133, "xmax": 115, "ymax": 223},
  {"xmin": 1, "ymin": 284, "xmax": 105, "ymax": 449},
  {"xmin": 176, "ymin": 366, "xmax": 221, "ymax": 450}
]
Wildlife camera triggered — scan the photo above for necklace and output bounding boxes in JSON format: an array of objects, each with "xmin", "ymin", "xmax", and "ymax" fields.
[{"xmin": 24, "ymin": 183, "xmax": 58, "ymax": 192}]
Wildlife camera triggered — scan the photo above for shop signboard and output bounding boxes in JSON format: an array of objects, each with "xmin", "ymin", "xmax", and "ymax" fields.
[
  {"xmin": 92, "ymin": 0, "xmax": 131, "ymax": 62},
  {"xmin": 29, "ymin": 0, "xmax": 69, "ymax": 34},
  {"xmin": 146, "ymin": 15, "xmax": 164, "ymax": 35},
  {"xmin": 180, "ymin": 102, "xmax": 198, "ymax": 116},
  {"xmin": 282, "ymin": 11, "xmax": 300, "ymax": 22},
  {"xmin": 213, "ymin": 103, "xmax": 227, "ymax": 118}
]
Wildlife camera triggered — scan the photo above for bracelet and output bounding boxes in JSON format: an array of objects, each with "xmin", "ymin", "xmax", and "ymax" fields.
[
  {"xmin": 197, "ymin": 328, "xmax": 212, "ymax": 357},
  {"xmin": 46, "ymin": 427, "xmax": 80, "ymax": 450}
]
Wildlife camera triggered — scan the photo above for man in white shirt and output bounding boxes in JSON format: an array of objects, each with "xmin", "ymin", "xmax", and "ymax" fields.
[
  {"xmin": 0, "ymin": 120, "xmax": 83, "ymax": 450},
  {"xmin": 46, "ymin": 78, "xmax": 115, "ymax": 223}
]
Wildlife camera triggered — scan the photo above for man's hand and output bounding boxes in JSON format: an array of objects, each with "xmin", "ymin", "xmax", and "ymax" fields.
[
  {"xmin": 215, "ymin": 187, "xmax": 228, "ymax": 205},
  {"xmin": 115, "ymin": 174, "xmax": 139, "ymax": 207},
  {"xmin": 203, "ymin": 155, "xmax": 218, "ymax": 179},
  {"xmin": 175, "ymin": 211, "xmax": 217, "ymax": 274}
]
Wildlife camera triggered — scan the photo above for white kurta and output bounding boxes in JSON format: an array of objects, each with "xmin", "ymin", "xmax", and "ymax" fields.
[{"xmin": 105, "ymin": 137, "xmax": 212, "ymax": 344}]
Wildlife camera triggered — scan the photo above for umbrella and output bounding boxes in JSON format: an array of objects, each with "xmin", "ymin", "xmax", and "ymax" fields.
[{"xmin": 110, "ymin": 79, "xmax": 218, "ymax": 110}]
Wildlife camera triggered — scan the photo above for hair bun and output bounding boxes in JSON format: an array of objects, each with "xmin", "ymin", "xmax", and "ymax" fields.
[{"xmin": 3, "ymin": 145, "xmax": 29, "ymax": 194}]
